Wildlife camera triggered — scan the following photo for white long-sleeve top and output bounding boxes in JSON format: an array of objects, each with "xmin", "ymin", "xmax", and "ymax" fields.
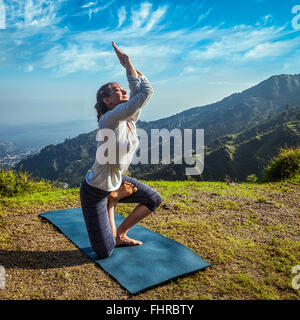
[{"xmin": 85, "ymin": 75, "xmax": 154, "ymax": 191}]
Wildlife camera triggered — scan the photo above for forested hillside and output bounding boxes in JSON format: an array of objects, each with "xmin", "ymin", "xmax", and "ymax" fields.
[{"xmin": 17, "ymin": 74, "xmax": 300, "ymax": 186}]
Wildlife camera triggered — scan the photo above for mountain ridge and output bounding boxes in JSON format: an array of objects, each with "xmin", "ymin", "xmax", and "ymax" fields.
[{"xmin": 17, "ymin": 74, "xmax": 300, "ymax": 186}]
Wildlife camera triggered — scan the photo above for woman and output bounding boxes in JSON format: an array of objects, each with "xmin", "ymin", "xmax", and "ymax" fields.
[{"xmin": 80, "ymin": 42, "xmax": 162, "ymax": 259}]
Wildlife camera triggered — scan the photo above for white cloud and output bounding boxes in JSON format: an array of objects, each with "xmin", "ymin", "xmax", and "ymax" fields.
[
  {"xmin": 185, "ymin": 24, "xmax": 293, "ymax": 63},
  {"xmin": 40, "ymin": 41, "xmax": 180, "ymax": 76},
  {"xmin": 143, "ymin": 5, "xmax": 167, "ymax": 32},
  {"xmin": 6, "ymin": 0, "xmax": 66, "ymax": 30},
  {"xmin": 125, "ymin": 44, "xmax": 177, "ymax": 58},
  {"xmin": 2, "ymin": 0, "xmax": 299, "ymax": 79},
  {"xmin": 81, "ymin": 2, "xmax": 97, "ymax": 9},
  {"xmin": 130, "ymin": 2, "xmax": 152, "ymax": 29},
  {"xmin": 117, "ymin": 6, "xmax": 126, "ymax": 28},
  {"xmin": 25, "ymin": 64, "xmax": 34, "ymax": 72},
  {"xmin": 241, "ymin": 37, "xmax": 300, "ymax": 61},
  {"xmin": 41, "ymin": 45, "xmax": 114, "ymax": 76},
  {"xmin": 40, "ymin": 10, "xmax": 299, "ymax": 77},
  {"xmin": 3, "ymin": 0, "xmax": 300, "ymax": 124},
  {"xmin": 263, "ymin": 14, "xmax": 272, "ymax": 24},
  {"xmin": 0, "ymin": 0, "xmax": 6, "ymax": 29},
  {"xmin": 189, "ymin": 7, "xmax": 213, "ymax": 28},
  {"xmin": 72, "ymin": 0, "xmax": 114, "ymax": 20}
]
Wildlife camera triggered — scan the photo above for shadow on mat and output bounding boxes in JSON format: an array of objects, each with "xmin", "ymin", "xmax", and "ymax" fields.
[{"xmin": 0, "ymin": 249, "xmax": 91, "ymax": 269}]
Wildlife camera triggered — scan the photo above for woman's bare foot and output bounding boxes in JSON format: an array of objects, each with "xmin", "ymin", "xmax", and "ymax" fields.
[
  {"xmin": 115, "ymin": 232, "xmax": 143, "ymax": 247},
  {"xmin": 107, "ymin": 182, "xmax": 138, "ymax": 239},
  {"xmin": 108, "ymin": 181, "xmax": 137, "ymax": 206}
]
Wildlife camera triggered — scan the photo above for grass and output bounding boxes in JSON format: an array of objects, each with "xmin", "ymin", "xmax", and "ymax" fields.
[{"xmin": 0, "ymin": 175, "xmax": 299, "ymax": 300}]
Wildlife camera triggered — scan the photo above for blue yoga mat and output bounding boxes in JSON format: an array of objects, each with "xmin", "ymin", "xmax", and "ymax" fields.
[{"xmin": 40, "ymin": 208, "xmax": 211, "ymax": 294}]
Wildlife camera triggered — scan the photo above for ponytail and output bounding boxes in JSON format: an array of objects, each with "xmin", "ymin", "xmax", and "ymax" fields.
[{"xmin": 94, "ymin": 82, "xmax": 114, "ymax": 122}]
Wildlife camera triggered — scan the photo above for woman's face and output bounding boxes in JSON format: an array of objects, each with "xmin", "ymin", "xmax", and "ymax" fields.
[{"xmin": 103, "ymin": 83, "xmax": 129, "ymax": 110}]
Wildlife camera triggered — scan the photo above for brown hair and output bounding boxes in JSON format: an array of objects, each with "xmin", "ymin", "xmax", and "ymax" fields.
[{"xmin": 94, "ymin": 82, "xmax": 114, "ymax": 121}]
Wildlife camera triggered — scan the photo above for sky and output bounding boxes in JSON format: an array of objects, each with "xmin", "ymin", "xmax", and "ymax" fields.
[{"xmin": 0, "ymin": 0, "xmax": 300, "ymax": 126}]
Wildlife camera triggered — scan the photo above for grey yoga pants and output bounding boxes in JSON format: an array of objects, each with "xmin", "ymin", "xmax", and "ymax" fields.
[{"xmin": 79, "ymin": 175, "xmax": 162, "ymax": 259}]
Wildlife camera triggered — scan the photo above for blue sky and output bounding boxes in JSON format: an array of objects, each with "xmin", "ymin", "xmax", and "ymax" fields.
[{"xmin": 0, "ymin": 0, "xmax": 300, "ymax": 126}]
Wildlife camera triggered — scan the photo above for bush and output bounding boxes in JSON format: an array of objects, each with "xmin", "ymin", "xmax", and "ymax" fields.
[
  {"xmin": 0, "ymin": 169, "xmax": 54, "ymax": 197},
  {"xmin": 262, "ymin": 146, "xmax": 300, "ymax": 182},
  {"xmin": 246, "ymin": 174, "xmax": 259, "ymax": 183}
]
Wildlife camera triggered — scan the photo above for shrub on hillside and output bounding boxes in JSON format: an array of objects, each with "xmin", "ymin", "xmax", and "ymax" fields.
[
  {"xmin": 246, "ymin": 174, "xmax": 259, "ymax": 183},
  {"xmin": 262, "ymin": 146, "xmax": 300, "ymax": 182},
  {"xmin": 0, "ymin": 169, "xmax": 54, "ymax": 197}
]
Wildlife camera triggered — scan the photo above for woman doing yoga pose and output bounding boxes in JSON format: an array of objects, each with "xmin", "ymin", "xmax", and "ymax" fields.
[{"xmin": 80, "ymin": 42, "xmax": 162, "ymax": 259}]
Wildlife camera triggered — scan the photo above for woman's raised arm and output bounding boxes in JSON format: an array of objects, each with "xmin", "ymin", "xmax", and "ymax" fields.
[{"xmin": 112, "ymin": 42, "xmax": 142, "ymax": 78}]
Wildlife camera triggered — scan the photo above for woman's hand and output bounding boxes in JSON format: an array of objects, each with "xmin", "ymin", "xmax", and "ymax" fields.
[
  {"xmin": 112, "ymin": 41, "xmax": 130, "ymax": 68},
  {"xmin": 112, "ymin": 41, "xmax": 140, "ymax": 78}
]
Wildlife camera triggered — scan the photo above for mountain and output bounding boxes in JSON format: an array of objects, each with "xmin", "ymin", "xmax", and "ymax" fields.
[
  {"xmin": 17, "ymin": 74, "xmax": 300, "ymax": 186},
  {"xmin": 138, "ymin": 74, "xmax": 300, "ymax": 144},
  {"xmin": 17, "ymin": 132, "xmax": 97, "ymax": 186},
  {"xmin": 131, "ymin": 106, "xmax": 299, "ymax": 181}
]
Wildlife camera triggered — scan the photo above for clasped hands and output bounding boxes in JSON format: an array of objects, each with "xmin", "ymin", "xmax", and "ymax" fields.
[{"xmin": 112, "ymin": 41, "xmax": 130, "ymax": 68}]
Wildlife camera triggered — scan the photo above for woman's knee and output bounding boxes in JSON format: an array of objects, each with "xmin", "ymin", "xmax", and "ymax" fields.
[
  {"xmin": 92, "ymin": 238, "xmax": 115, "ymax": 259},
  {"xmin": 95, "ymin": 246, "xmax": 114, "ymax": 259},
  {"xmin": 147, "ymin": 192, "xmax": 162, "ymax": 212}
]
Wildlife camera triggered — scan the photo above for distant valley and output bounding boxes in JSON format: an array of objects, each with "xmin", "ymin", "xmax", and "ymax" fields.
[
  {"xmin": 0, "ymin": 120, "xmax": 98, "ymax": 168},
  {"xmin": 0, "ymin": 119, "xmax": 98, "ymax": 148}
]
